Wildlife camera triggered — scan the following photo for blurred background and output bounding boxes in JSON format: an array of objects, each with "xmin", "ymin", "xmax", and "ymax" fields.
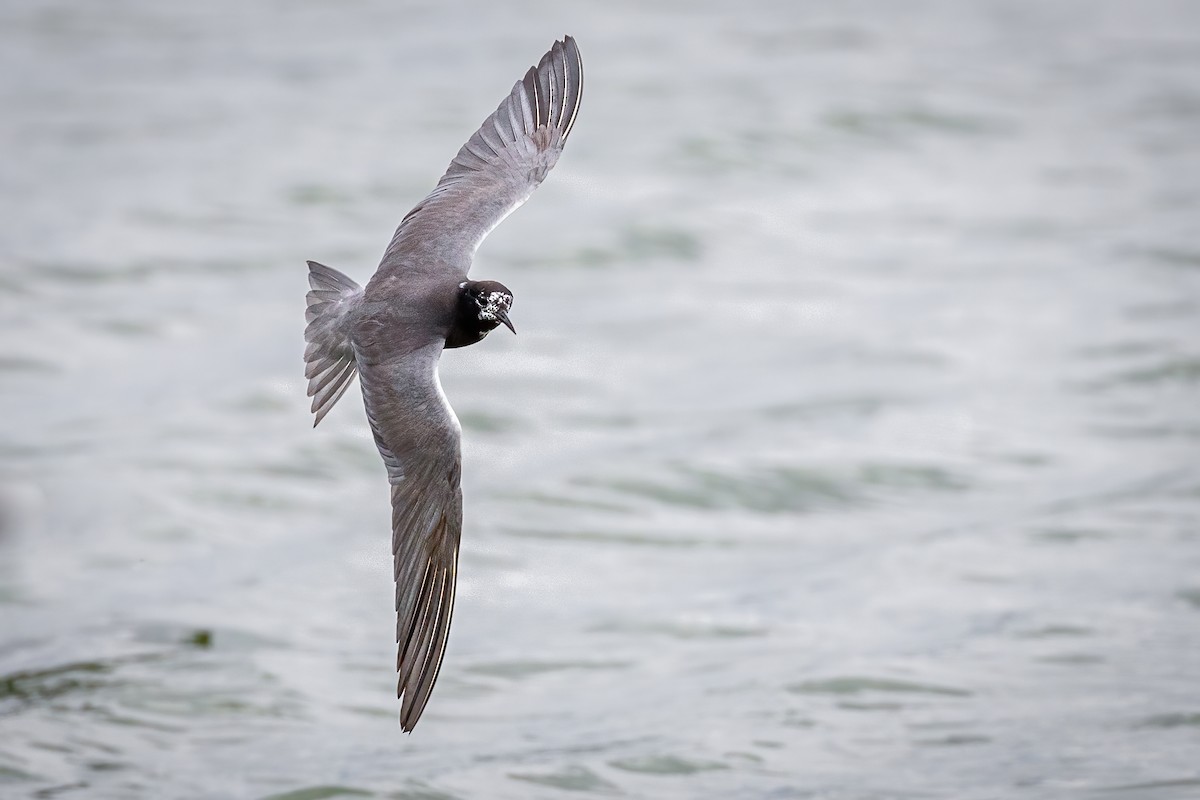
[{"xmin": 2, "ymin": 1, "xmax": 1199, "ymax": 798}]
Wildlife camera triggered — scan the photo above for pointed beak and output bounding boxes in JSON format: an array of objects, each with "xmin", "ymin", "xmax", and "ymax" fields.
[{"xmin": 496, "ymin": 308, "xmax": 516, "ymax": 335}]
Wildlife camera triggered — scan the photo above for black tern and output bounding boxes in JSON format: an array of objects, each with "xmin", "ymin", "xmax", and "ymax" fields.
[{"xmin": 302, "ymin": 37, "xmax": 583, "ymax": 731}]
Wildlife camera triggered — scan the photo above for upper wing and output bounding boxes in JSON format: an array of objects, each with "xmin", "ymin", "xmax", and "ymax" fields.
[
  {"xmin": 374, "ymin": 36, "xmax": 583, "ymax": 278},
  {"xmin": 357, "ymin": 341, "xmax": 463, "ymax": 732}
]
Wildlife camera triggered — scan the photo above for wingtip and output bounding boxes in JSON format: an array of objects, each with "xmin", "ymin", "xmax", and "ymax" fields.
[{"xmin": 530, "ymin": 35, "xmax": 583, "ymax": 138}]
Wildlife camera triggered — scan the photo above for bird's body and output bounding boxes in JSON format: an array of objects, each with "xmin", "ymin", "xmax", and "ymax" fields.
[{"xmin": 301, "ymin": 37, "xmax": 583, "ymax": 731}]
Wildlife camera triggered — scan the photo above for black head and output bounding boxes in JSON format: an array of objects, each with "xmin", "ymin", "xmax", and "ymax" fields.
[{"xmin": 460, "ymin": 280, "xmax": 516, "ymax": 335}]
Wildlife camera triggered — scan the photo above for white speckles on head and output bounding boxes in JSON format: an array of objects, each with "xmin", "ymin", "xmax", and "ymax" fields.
[{"xmin": 477, "ymin": 291, "xmax": 512, "ymax": 322}]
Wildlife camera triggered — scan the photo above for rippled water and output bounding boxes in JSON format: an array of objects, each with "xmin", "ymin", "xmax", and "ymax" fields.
[{"xmin": 3, "ymin": 1, "xmax": 1200, "ymax": 798}]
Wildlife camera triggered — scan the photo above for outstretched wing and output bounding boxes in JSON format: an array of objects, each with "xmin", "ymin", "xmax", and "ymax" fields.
[
  {"xmin": 375, "ymin": 36, "xmax": 583, "ymax": 278},
  {"xmin": 357, "ymin": 341, "xmax": 463, "ymax": 732}
]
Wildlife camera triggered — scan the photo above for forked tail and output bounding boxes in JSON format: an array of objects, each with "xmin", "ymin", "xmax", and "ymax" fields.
[{"xmin": 304, "ymin": 260, "xmax": 362, "ymax": 426}]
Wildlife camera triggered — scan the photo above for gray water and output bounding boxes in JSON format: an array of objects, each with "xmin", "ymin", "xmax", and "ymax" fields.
[{"xmin": 2, "ymin": 1, "xmax": 1199, "ymax": 798}]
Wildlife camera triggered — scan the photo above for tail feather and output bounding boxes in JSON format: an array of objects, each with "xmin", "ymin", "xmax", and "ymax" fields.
[{"xmin": 304, "ymin": 260, "xmax": 362, "ymax": 426}]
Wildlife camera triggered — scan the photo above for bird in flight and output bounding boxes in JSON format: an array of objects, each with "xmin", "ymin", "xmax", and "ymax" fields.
[{"xmin": 301, "ymin": 36, "xmax": 583, "ymax": 731}]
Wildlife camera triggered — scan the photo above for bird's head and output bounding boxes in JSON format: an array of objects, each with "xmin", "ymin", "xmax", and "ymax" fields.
[{"xmin": 460, "ymin": 280, "xmax": 516, "ymax": 335}]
